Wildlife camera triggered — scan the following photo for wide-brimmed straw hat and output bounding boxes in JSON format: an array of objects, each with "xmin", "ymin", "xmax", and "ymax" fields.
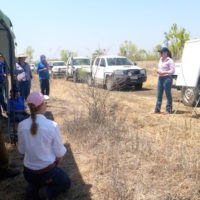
[{"xmin": 17, "ymin": 53, "xmax": 27, "ymax": 58}]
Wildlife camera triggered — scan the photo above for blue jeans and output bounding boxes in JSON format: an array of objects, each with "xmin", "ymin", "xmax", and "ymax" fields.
[
  {"xmin": 155, "ymin": 76, "xmax": 173, "ymax": 113},
  {"xmin": 40, "ymin": 79, "xmax": 50, "ymax": 95},
  {"xmin": 18, "ymin": 80, "xmax": 31, "ymax": 100},
  {"xmin": 0, "ymin": 82, "xmax": 7, "ymax": 111},
  {"xmin": 24, "ymin": 166, "xmax": 71, "ymax": 199}
]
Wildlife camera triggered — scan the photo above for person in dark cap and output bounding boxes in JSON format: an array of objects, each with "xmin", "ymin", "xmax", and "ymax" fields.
[
  {"xmin": 9, "ymin": 87, "xmax": 29, "ymax": 123},
  {"xmin": 155, "ymin": 47, "xmax": 175, "ymax": 113},
  {"xmin": 37, "ymin": 55, "xmax": 50, "ymax": 96}
]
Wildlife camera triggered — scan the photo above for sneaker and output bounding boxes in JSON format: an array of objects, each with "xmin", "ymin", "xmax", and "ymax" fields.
[
  {"xmin": 166, "ymin": 110, "xmax": 174, "ymax": 114},
  {"xmin": 154, "ymin": 110, "xmax": 160, "ymax": 114}
]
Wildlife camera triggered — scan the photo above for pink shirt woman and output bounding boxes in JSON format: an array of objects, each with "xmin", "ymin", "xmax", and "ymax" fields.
[{"xmin": 155, "ymin": 47, "xmax": 175, "ymax": 113}]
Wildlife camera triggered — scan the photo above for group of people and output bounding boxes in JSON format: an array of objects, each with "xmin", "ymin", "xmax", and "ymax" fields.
[
  {"xmin": 0, "ymin": 54, "xmax": 71, "ymax": 199},
  {"xmin": 0, "ymin": 46, "xmax": 175, "ymax": 200},
  {"xmin": 16, "ymin": 54, "xmax": 50, "ymax": 100},
  {"xmin": 0, "ymin": 53, "xmax": 51, "ymax": 123}
]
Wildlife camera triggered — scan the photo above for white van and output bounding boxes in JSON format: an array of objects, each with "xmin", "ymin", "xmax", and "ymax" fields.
[{"xmin": 176, "ymin": 39, "xmax": 200, "ymax": 106}]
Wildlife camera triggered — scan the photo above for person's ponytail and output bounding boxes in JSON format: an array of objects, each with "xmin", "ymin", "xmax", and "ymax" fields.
[{"xmin": 29, "ymin": 104, "xmax": 38, "ymax": 135}]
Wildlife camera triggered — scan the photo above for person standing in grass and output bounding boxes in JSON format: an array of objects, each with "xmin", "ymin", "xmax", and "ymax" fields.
[
  {"xmin": 17, "ymin": 91, "xmax": 71, "ymax": 200},
  {"xmin": 155, "ymin": 47, "xmax": 175, "ymax": 114},
  {"xmin": 16, "ymin": 54, "xmax": 32, "ymax": 100},
  {"xmin": 37, "ymin": 55, "xmax": 50, "ymax": 96}
]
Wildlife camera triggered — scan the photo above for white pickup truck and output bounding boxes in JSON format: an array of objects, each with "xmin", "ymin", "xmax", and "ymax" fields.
[
  {"xmin": 66, "ymin": 57, "xmax": 91, "ymax": 82},
  {"xmin": 50, "ymin": 61, "xmax": 67, "ymax": 79},
  {"xmin": 88, "ymin": 55, "xmax": 147, "ymax": 90},
  {"xmin": 175, "ymin": 39, "xmax": 200, "ymax": 106}
]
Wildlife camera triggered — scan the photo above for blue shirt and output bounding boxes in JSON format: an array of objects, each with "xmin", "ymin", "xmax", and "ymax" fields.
[
  {"xmin": 9, "ymin": 96, "xmax": 25, "ymax": 112},
  {"xmin": 37, "ymin": 62, "xmax": 50, "ymax": 80},
  {"xmin": 0, "ymin": 62, "xmax": 4, "ymax": 82}
]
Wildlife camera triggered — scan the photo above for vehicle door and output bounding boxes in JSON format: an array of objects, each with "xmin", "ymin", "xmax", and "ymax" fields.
[
  {"xmin": 95, "ymin": 58, "xmax": 106, "ymax": 86},
  {"xmin": 92, "ymin": 57, "xmax": 99, "ymax": 83}
]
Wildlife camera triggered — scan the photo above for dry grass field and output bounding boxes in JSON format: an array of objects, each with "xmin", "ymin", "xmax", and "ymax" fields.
[{"xmin": 1, "ymin": 61, "xmax": 200, "ymax": 200}]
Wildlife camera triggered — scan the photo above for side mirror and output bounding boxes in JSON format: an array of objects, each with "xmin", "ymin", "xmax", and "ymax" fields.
[{"xmin": 134, "ymin": 62, "xmax": 137, "ymax": 66}]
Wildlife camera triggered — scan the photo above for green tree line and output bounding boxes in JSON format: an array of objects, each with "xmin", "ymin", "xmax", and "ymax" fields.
[{"xmin": 25, "ymin": 23, "xmax": 190, "ymax": 63}]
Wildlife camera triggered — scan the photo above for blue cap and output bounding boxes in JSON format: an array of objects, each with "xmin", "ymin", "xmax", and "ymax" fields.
[{"xmin": 158, "ymin": 47, "xmax": 170, "ymax": 53}]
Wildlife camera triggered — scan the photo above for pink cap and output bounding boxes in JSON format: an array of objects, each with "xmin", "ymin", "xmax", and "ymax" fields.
[{"xmin": 27, "ymin": 91, "xmax": 44, "ymax": 107}]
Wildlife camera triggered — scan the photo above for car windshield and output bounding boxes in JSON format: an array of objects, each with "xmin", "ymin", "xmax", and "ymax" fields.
[
  {"xmin": 53, "ymin": 62, "xmax": 65, "ymax": 66},
  {"xmin": 72, "ymin": 59, "xmax": 90, "ymax": 65},
  {"xmin": 107, "ymin": 58, "xmax": 132, "ymax": 66}
]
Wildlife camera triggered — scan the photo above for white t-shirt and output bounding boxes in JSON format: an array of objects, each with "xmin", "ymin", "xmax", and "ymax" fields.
[{"xmin": 17, "ymin": 114, "xmax": 66, "ymax": 170}]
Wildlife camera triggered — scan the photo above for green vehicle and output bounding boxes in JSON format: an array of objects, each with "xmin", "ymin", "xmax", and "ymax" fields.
[{"xmin": 0, "ymin": 10, "xmax": 17, "ymax": 144}]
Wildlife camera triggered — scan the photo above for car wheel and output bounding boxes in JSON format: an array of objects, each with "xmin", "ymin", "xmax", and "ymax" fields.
[
  {"xmin": 135, "ymin": 83, "xmax": 143, "ymax": 90},
  {"xmin": 106, "ymin": 77, "xmax": 114, "ymax": 91},
  {"xmin": 182, "ymin": 87, "xmax": 197, "ymax": 106}
]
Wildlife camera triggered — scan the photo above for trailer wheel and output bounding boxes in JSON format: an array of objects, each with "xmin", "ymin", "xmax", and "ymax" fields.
[{"xmin": 181, "ymin": 87, "xmax": 197, "ymax": 106}]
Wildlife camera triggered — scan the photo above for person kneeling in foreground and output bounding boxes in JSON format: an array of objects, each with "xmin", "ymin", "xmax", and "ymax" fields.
[{"xmin": 17, "ymin": 91, "xmax": 71, "ymax": 200}]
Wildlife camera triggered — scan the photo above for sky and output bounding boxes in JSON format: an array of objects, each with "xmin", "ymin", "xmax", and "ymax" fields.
[{"xmin": 1, "ymin": 0, "xmax": 200, "ymax": 60}]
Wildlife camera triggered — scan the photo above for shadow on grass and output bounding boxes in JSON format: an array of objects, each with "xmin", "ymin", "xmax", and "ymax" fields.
[
  {"xmin": 0, "ymin": 113, "xmax": 92, "ymax": 200},
  {"xmin": 60, "ymin": 143, "xmax": 92, "ymax": 200}
]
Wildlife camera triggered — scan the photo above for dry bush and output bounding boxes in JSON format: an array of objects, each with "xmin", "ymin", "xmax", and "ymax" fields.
[{"xmin": 62, "ymin": 74, "xmax": 200, "ymax": 200}]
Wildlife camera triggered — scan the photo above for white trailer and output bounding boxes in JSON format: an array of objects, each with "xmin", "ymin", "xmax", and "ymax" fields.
[{"xmin": 176, "ymin": 39, "xmax": 200, "ymax": 106}]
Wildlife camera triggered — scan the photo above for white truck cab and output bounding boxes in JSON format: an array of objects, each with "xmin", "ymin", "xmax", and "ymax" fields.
[
  {"xmin": 50, "ymin": 61, "xmax": 67, "ymax": 79},
  {"xmin": 176, "ymin": 39, "xmax": 200, "ymax": 106},
  {"xmin": 66, "ymin": 57, "xmax": 91, "ymax": 82},
  {"xmin": 89, "ymin": 55, "xmax": 147, "ymax": 90}
]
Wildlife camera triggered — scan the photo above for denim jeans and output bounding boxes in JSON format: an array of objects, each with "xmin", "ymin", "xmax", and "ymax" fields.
[
  {"xmin": 155, "ymin": 76, "xmax": 173, "ymax": 113},
  {"xmin": 24, "ymin": 166, "xmax": 71, "ymax": 199},
  {"xmin": 0, "ymin": 82, "xmax": 7, "ymax": 111},
  {"xmin": 18, "ymin": 80, "xmax": 31, "ymax": 100},
  {"xmin": 40, "ymin": 79, "xmax": 50, "ymax": 95}
]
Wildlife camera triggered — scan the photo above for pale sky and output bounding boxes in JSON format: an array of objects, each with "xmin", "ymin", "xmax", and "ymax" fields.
[{"xmin": 1, "ymin": 0, "xmax": 200, "ymax": 60}]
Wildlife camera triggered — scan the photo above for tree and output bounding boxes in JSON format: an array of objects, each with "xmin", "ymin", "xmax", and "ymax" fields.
[
  {"xmin": 135, "ymin": 49, "xmax": 147, "ymax": 61},
  {"xmin": 92, "ymin": 48, "xmax": 107, "ymax": 60},
  {"xmin": 119, "ymin": 40, "xmax": 138, "ymax": 61},
  {"xmin": 60, "ymin": 50, "xmax": 77, "ymax": 62},
  {"xmin": 165, "ymin": 24, "xmax": 190, "ymax": 60},
  {"xmin": 145, "ymin": 44, "xmax": 162, "ymax": 60},
  {"xmin": 25, "ymin": 46, "xmax": 34, "ymax": 63}
]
